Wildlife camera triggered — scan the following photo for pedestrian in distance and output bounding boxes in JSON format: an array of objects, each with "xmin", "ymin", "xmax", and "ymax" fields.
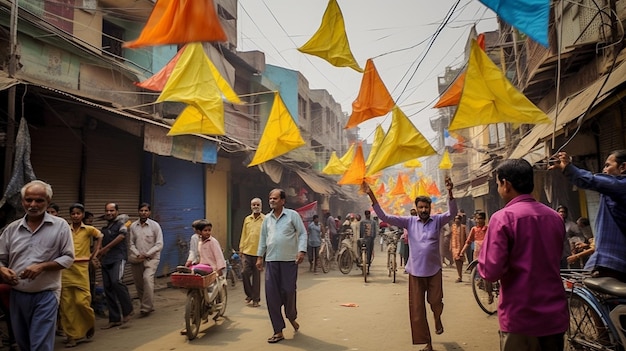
[
  {"xmin": 60, "ymin": 203, "xmax": 103, "ymax": 347},
  {"xmin": 184, "ymin": 220, "xmax": 203, "ymax": 267},
  {"xmin": 479, "ymin": 159, "xmax": 568, "ymax": 351},
  {"xmin": 359, "ymin": 210, "xmax": 378, "ymax": 273},
  {"xmin": 0, "ymin": 180, "xmax": 75, "ymax": 351},
  {"xmin": 239, "ymin": 198, "xmax": 265, "ymax": 307},
  {"xmin": 256, "ymin": 189, "xmax": 307, "ymax": 344},
  {"xmin": 363, "ymin": 177, "xmax": 456, "ymax": 351},
  {"xmin": 307, "ymin": 214, "xmax": 322, "ymax": 273},
  {"xmin": 449, "ymin": 215, "xmax": 467, "ymax": 283},
  {"xmin": 98, "ymin": 203, "xmax": 134, "ymax": 329},
  {"xmin": 128, "ymin": 203, "xmax": 163, "ymax": 318},
  {"xmin": 324, "ymin": 212, "xmax": 338, "ymax": 252}
]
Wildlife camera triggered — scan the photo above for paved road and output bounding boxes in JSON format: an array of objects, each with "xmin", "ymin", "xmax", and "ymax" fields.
[{"xmin": 54, "ymin": 256, "xmax": 500, "ymax": 350}]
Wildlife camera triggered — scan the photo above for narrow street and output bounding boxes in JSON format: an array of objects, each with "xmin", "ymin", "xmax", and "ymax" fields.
[{"xmin": 57, "ymin": 256, "xmax": 500, "ymax": 351}]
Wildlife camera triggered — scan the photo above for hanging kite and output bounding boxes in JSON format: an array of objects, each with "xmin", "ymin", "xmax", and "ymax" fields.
[
  {"xmin": 124, "ymin": 0, "xmax": 227, "ymax": 48},
  {"xmin": 248, "ymin": 92, "xmax": 306, "ymax": 167},
  {"xmin": 157, "ymin": 43, "xmax": 225, "ymax": 135},
  {"xmin": 434, "ymin": 32, "xmax": 485, "ymax": 108},
  {"xmin": 439, "ymin": 150, "xmax": 453, "ymax": 170},
  {"xmin": 448, "ymin": 40, "xmax": 551, "ymax": 130},
  {"xmin": 427, "ymin": 181, "xmax": 441, "ymax": 198},
  {"xmin": 137, "ymin": 43, "xmax": 241, "ymax": 105},
  {"xmin": 389, "ymin": 174, "xmax": 407, "ymax": 196},
  {"xmin": 366, "ymin": 106, "xmax": 436, "ymax": 176},
  {"xmin": 345, "ymin": 59, "xmax": 394, "ymax": 128},
  {"xmin": 338, "ymin": 143, "xmax": 367, "ymax": 185},
  {"xmin": 297, "ymin": 0, "xmax": 363, "ymax": 73},
  {"xmin": 374, "ymin": 183, "xmax": 386, "ymax": 196},
  {"xmin": 478, "ymin": 0, "xmax": 549, "ymax": 47},
  {"xmin": 322, "ymin": 151, "xmax": 348, "ymax": 175},
  {"xmin": 403, "ymin": 159, "xmax": 423, "ymax": 168},
  {"xmin": 339, "ymin": 143, "xmax": 356, "ymax": 166}
]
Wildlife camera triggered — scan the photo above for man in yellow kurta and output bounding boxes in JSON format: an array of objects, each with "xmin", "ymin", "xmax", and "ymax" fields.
[
  {"xmin": 60, "ymin": 203, "xmax": 103, "ymax": 347},
  {"xmin": 238, "ymin": 198, "xmax": 265, "ymax": 307}
]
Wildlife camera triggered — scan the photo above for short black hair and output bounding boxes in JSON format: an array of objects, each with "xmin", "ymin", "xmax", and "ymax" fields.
[
  {"xmin": 611, "ymin": 149, "xmax": 626, "ymax": 165},
  {"xmin": 84, "ymin": 211, "xmax": 94, "ymax": 218},
  {"xmin": 196, "ymin": 220, "xmax": 212, "ymax": 231},
  {"xmin": 138, "ymin": 202, "xmax": 151, "ymax": 210},
  {"xmin": 495, "ymin": 159, "xmax": 534, "ymax": 194},
  {"xmin": 414, "ymin": 196, "xmax": 431, "ymax": 207},
  {"xmin": 69, "ymin": 203, "xmax": 85, "ymax": 213},
  {"xmin": 48, "ymin": 203, "xmax": 60, "ymax": 212},
  {"xmin": 312, "ymin": 214, "xmax": 319, "ymax": 220}
]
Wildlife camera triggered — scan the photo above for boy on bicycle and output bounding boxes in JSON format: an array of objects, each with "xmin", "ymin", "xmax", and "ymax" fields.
[{"xmin": 196, "ymin": 220, "xmax": 226, "ymax": 276}]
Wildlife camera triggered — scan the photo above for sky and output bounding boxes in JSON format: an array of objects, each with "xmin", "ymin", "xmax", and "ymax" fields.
[{"xmin": 236, "ymin": 0, "xmax": 498, "ymax": 145}]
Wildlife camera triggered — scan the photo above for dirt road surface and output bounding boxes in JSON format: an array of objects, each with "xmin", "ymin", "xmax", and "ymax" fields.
[{"xmin": 54, "ymin": 256, "xmax": 500, "ymax": 351}]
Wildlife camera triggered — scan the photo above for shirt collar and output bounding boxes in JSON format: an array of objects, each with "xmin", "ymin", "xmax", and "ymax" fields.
[{"xmin": 505, "ymin": 194, "xmax": 535, "ymax": 208}]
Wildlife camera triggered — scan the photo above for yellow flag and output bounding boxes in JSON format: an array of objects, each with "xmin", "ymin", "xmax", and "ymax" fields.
[
  {"xmin": 449, "ymin": 40, "xmax": 551, "ymax": 130},
  {"xmin": 297, "ymin": 0, "xmax": 363, "ymax": 73},
  {"xmin": 338, "ymin": 143, "xmax": 366, "ymax": 185},
  {"xmin": 365, "ymin": 125, "xmax": 385, "ymax": 167},
  {"xmin": 345, "ymin": 59, "xmax": 394, "ymax": 128},
  {"xmin": 409, "ymin": 182, "xmax": 418, "ymax": 200},
  {"xmin": 339, "ymin": 143, "xmax": 356, "ymax": 165},
  {"xmin": 418, "ymin": 178, "xmax": 429, "ymax": 197},
  {"xmin": 439, "ymin": 150, "xmax": 453, "ymax": 169},
  {"xmin": 403, "ymin": 159, "xmax": 423, "ymax": 168},
  {"xmin": 366, "ymin": 106, "xmax": 436, "ymax": 176},
  {"xmin": 322, "ymin": 151, "xmax": 347, "ymax": 175},
  {"xmin": 158, "ymin": 43, "xmax": 224, "ymax": 135},
  {"xmin": 168, "ymin": 105, "xmax": 223, "ymax": 136},
  {"xmin": 248, "ymin": 93, "xmax": 306, "ymax": 167}
]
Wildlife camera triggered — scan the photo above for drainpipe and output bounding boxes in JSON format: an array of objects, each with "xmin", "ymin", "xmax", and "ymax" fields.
[{"xmin": 4, "ymin": 0, "xmax": 18, "ymax": 186}]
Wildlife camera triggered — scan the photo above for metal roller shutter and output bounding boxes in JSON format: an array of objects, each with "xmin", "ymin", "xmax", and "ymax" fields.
[{"xmin": 597, "ymin": 110, "xmax": 625, "ymax": 162}]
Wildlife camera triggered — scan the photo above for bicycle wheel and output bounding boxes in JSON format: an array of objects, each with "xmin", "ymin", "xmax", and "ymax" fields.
[
  {"xmin": 392, "ymin": 253, "xmax": 397, "ymax": 283},
  {"xmin": 185, "ymin": 290, "xmax": 202, "ymax": 340},
  {"xmin": 566, "ymin": 294, "xmax": 612, "ymax": 350},
  {"xmin": 338, "ymin": 250, "xmax": 353, "ymax": 274},
  {"xmin": 471, "ymin": 266, "xmax": 498, "ymax": 315},
  {"xmin": 361, "ymin": 249, "xmax": 367, "ymax": 282},
  {"xmin": 227, "ymin": 268, "xmax": 236, "ymax": 287},
  {"xmin": 319, "ymin": 246, "xmax": 330, "ymax": 273},
  {"xmin": 213, "ymin": 285, "xmax": 228, "ymax": 320}
]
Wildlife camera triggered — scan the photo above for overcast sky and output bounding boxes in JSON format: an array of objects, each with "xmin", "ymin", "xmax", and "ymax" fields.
[{"xmin": 237, "ymin": 0, "xmax": 498, "ymax": 144}]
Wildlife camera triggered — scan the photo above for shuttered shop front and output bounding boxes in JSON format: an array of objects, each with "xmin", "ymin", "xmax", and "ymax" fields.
[{"xmin": 152, "ymin": 155, "xmax": 205, "ymax": 276}]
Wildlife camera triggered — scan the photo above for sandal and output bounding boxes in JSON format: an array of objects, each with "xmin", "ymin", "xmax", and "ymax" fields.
[
  {"xmin": 289, "ymin": 319, "xmax": 300, "ymax": 332},
  {"xmin": 455, "ymin": 278, "xmax": 462, "ymax": 283},
  {"xmin": 267, "ymin": 334, "xmax": 284, "ymax": 343}
]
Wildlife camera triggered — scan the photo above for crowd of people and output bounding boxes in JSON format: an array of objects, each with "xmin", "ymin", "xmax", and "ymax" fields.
[{"xmin": 0, "ymin": 150, "xmax": 624, "ymax": 351}]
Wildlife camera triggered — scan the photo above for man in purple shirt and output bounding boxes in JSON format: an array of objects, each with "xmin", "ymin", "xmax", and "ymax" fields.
[
  {"xmin": 478, "ymin": 159, "xmax": 568, "ymax": 351},
  {"xmin": 364, "ymin": 177, "xmax": 455, "ymax": 351}
]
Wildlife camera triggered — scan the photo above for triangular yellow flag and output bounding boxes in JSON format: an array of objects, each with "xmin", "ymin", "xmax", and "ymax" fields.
[
  {"xmin": 418, "ymin": 178, "xmax": 429, "ymax": 197},
  {"xmin": 448, "ymin": 40, "xmax": 551, "ymax": 130},
  {"xmin": 297, "ymin": 0, "xmax": 363, "ymax": 73},
  {"xmin": 345, "ymin": 59, "xmax": 394, "ymax": 128},
  {"xmin": 365, "ymin": 125, "xmax": 385, "ymax": 167},
  {"xmin": 366, "ymin": 106, "xmax": 436, "ymax": 176},
  {"xmin": 168, "ymin": 105, "xmax": 223, "ymax": 136},
  {"xmin": 158, "ymin": 43, "xmax": 224, "ymax": 135},
  {"xmin": 439, "ymin": 150, "xmax": 453, "ymax": 169},
  {"xmin": 322, "ymin": 151, "xmax": 348, "ymax": 175},
  {"xmin": 339, "ymin": 143, "xmax": 356, "ymax": 165},
  {"xmin": 338, "ymin": 143, "xmax": 367, "ymax": 185},
  {"xmin": 403, "ymin": 159, "xmax": 423, "ymax": 168},
  {"xmin": 248, "ymin": 93, "xmax": 306, "ymax": 167}
]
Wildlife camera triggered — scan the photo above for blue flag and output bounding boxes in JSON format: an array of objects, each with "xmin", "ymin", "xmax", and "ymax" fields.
[{"xmin": 479, "ymin": 0, "xmax": 549, "ymax": 47}]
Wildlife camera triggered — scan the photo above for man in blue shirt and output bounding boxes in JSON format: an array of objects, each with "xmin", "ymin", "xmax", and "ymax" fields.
[
  {"xmin": 551, "ymin": 150, "xmax": 626, "ymax": 281},
  {"xmin": 256, "ymin": 189, "xmax": 307, "ymax": 344}
]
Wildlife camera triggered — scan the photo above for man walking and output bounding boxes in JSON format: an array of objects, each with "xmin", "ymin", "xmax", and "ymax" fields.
[
  {"xmin": 324, "ymin": 212, "xmax": 338, "ymax": 252},
  {"xmin": 239, "ymin": 197, "xmax": 265, "ymax": 307},
  {"xmin": 129, "ymin": 203, "xmax": 163, "ymax": 318},
  {"xmin": 98, "ymin": 203, "xmax": 134, "ymax": 329},
  {"xmin": 479, "ymin": 159, "xmax": 568, "ymax": 350},
  {"xmin": 364, "ymin": 177, "xmax": 456, "ymax": 351},
  {"xmin": 256, "ymin": 189, "xmax": 307, "ymax": 344},
  {"xmin": 359, "ymin": 210, "xmax": 378, "ymax": 273},
  {"xmin": 0, "ymin": 180, "xmax": 75, "ymax": 351}
]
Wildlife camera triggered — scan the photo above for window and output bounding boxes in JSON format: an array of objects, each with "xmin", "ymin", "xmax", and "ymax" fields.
[{"xmin": 102, "ymin": 20, "xmax": 124, "ymax": 58}]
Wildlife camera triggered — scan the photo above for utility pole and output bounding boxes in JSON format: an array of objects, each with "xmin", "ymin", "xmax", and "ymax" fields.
[{"xmin": 4, "ymin": 0, "xmax": 18, "ymax": 186}]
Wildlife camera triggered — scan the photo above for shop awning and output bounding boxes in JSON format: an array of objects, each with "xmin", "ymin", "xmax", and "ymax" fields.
[
  {"xmin": 511, "ymin": 59, "xmax": 626, "ymax": 160},
  {"xmin": 295, "ymin": 169, "xmax": 334, "ymax": 195}
]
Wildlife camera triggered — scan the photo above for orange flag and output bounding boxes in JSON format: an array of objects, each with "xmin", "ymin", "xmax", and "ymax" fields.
[
  {"xmin": 375, "ymin": 183, "xmax": 386, "ymax": 196},
  {"xmin": 338, "ymin": 143, "xmax": 366, "ymax": 185},
  {"xmin": 135, "ymin": 48, "xmax": 184, "ymax": 91},
  {"xmin": 433, "ymin": 33, "xmax": 485, "ymax": 108},
  {"xmin": 125, "ymin": 0, "xmax": 227, "ymax": 48},
  {"xmin": 389, "ymin": 175, "xmax": 406, "ymax": 196},
  {"xmin": 427, "ymin": 181, "xmax": 441, "ymax": 197},
  {"xmin": 345, "ymin": 59, "xmax": 395, "ymax": 129}
]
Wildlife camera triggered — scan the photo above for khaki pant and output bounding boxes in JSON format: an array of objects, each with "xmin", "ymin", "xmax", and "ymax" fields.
[{"xmin": 131, "ymin": 258, "xmax": 160, "ymax": 313}]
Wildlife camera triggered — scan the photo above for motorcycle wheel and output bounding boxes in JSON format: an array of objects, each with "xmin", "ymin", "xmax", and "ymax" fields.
[{"xmin": 185, "ymin": 290, "xmax": 202, "ymax": 340}]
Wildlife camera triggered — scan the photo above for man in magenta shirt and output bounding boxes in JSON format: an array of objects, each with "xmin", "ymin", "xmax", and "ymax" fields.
[
  {"xmin": 364, "ymin": 177, "xmax": 455, "ymax": 351},
  {"xmin": 478, "ymin": 159, "xmax": 568, "ymax": 351}
]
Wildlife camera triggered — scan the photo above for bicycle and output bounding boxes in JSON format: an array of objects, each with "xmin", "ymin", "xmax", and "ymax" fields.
[
  {"xmin": 383, "ymin": 229, "xmax": 400, "ymax": 283},
  {"xmin": 466, "ymin": 259, "xmax": 500, "ymax": 315},
  {"xmin": 337, "ymin": 230, "xmax": 368, "ymax": 282},
  {"xmin": 225, "ymin": 250, "xmax": 242, "ymax": 287},
  {"xmin": 318, "ymin": 234, "xmax": 333, "ymax": 273},
  {"xmin": 561, "ymin": 269, "xmax": 626, "ymax": 350}
]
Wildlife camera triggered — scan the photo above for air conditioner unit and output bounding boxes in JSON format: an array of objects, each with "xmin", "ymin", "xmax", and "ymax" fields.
[
  {"xmin": 82, "ymin": 0, "xmax": 97, "ymax": 13},
  {"xmin": 558, "ymin": 0, "xmax": 612, "ymax": 50}
]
